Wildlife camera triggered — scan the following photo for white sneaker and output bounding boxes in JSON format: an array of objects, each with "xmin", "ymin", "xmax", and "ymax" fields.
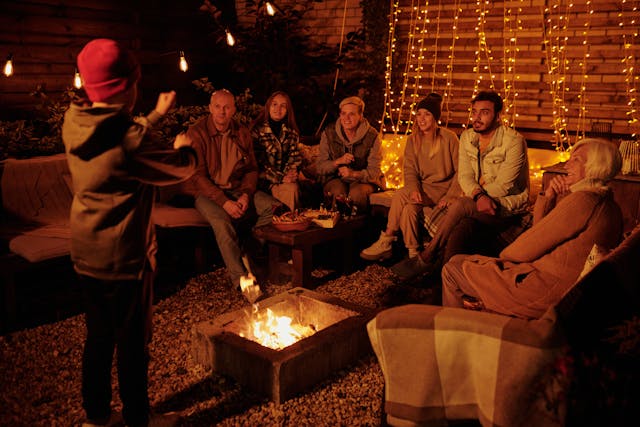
[{"xmin": 360, "ymin": 232, "xmax": 396, "ymax": 261}]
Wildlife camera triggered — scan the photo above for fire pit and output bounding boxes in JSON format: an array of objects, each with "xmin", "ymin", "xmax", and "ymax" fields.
[{"xmin": 191, "ymin": 287, "xmax": 375, "ymax": 403}]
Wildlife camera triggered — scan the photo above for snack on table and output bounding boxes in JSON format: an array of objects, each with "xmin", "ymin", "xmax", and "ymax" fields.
[
  {"xmin": 303, "ymin": 208, "xmax": 340, "ymax": 228},
  {"xmin": 271, "ymin": 211, "xmax": 312, "ymax": 232},
  {"xmin": 272, "ymin": 211, "xmax": 309, "ymax": 223}
]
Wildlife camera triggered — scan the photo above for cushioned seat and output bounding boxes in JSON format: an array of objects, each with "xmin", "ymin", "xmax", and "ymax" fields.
[
  {"xmin": 9, "ymin": 234, "xmax": 70, "ymax": 263},
  {"xmin": 368, "ymin": 224, "xmax": 640, "ymax": 427},
  {"xmin": 152, "ymin": 203, "xmax": 209, "ymax": 228}
]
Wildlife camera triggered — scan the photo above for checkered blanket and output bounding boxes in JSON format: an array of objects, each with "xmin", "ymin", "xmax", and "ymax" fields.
[
  {"xmin": 367, "ymin": 304, "xmax": 568, "ymax": 427},
  {"xmin": 423, "ymin": 204, "xmax": 533, "ymax": 245}
]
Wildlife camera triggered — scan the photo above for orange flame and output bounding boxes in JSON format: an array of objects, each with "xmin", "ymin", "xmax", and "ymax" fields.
[{"xmin": 242, "ymin": 308, "xmax": 315, "ymax": 350}]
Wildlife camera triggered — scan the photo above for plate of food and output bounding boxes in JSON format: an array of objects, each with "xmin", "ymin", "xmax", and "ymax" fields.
[
  {"xmin": 271, "ymin": 211, "xmax": 312, "ymax": 232},
  {"xmin": 302, "ymin": 208, "xmax": 340, "ymax": 228}
]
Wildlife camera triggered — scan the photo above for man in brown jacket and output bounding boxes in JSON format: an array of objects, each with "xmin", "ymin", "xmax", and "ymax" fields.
[{"xmin": 185, "ymin": 89, "xmax": 283, "ymax": 288}]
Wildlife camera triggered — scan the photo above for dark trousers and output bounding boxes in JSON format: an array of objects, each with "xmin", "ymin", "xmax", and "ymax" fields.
[
  {"xmin": 80, "ymin": 272, "xmax": 153, "ymax": 426},
  {"xmin": 422, "ymin": 197, "xmax": 519, "ymax": 264}
]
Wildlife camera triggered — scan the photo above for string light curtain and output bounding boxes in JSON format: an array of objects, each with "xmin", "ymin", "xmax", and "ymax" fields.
[
  {"xmin": 542, "ymin": 1, "xmax": 572, "ymax": 154},
  {"xmin": 472, "ymin": 0, "xmax": 497, "ymax": 98},
  {"xmin": 574, "ymin": 1, "xmax": 593, "ymax": 142},
  {"xmin": 620, "ymin": 0, "xmax": 640, "ymax": 140},
  {"xmin": 502, "ymin": 1, "xmax": 523, "ymax": 128},
  {"xmin": 442, "ymin": 0, "xmax": 462, "ymax": 127}
]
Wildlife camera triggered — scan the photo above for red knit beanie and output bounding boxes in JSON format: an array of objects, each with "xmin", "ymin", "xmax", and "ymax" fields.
[{"xmin": 77, "ymin": 39, "xmax": 141, "ymax": 102}]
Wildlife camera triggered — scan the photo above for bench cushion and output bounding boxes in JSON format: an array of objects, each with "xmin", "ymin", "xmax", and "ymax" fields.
[
  {"xmin": 369, "ymin": 190, "xmax": 395, "ymax": 208},
  {"xmin": 152, "ymin": 203, "xmax": 209, "ymax": 228},
  {"xmin": 9, "ymin": 235, "xmax": 70, "ymax": 263}
]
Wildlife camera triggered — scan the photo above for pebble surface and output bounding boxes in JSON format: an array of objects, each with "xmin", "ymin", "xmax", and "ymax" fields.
[{"xmin": 1, "ymin": 264, "xmax": 435, "ymax": 426}]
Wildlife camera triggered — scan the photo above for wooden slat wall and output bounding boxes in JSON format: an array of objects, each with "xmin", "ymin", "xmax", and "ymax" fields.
[
  {"xmin": 392, "ymin": 0, "xmax": 640, "ymax": 145},
  {"xmin": 0, "ymin": 0, "xmax": 219, "ymax": 119}
]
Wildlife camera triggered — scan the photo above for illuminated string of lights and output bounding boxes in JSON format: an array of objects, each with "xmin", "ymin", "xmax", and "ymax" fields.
[
  {"xmin": 472, "ymin": 0, "xmax": 497, "ymax": 98},
  {"xmin": 73, "ymin": 68, "xmax": 82, "ymax": 89},
  {"xmin": 3, "ymin": 53, "xmax": 13, "ymax": 77},
  {"xmin": 380, "ymin": 1, "xmax": 406, "ymax": 188},
  {"xmin": 620, "ymin": 0, "xmax": 640, "ymax": 139},
  {"xmin": 501, "ymin": 1, "xmax": 523, "ymax": 128},
  {"xmin": 542, "ymin": 1, "xmax": 572, "ymax": 154},
  {"xmin": 442, "ymin": 0, "xmax": 462, "ymax": 127},
  {"xmin": 380, "ymin": 1, "xmax": 400, "ymax": 131},
  {"xmin": 394, "ymin": 0, "xmax": 421, "ymax": 133},
  {"xmin": 406, "ymin": 0, "xmax": 431, "ymax": 130},
  {"xmin": 429, "ymin": 1, "xmax": 442, "ymax": 92},
  {"xmin": 574, "ymin": 1, "xmax": 593, "ymax": 142}
]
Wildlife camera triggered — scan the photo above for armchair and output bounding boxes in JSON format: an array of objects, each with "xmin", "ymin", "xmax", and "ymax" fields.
[{"xmin": 368, "ymin": 224, "xmax": 640, "ymax": 427}]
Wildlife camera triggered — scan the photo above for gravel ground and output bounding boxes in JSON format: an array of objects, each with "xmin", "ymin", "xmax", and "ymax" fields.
[{"xmin": 1, "ymin": 264, "xmax": 436, "ymax": 426}]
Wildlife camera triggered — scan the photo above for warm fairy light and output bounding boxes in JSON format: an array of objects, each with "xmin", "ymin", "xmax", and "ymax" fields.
[
  {"xmin": 225, "ymin": 29, "xmax": 235, "ymax": 46},
  {"xmin": 4, "ymin": 54, "xmax": 13, "ymax": 77},
  {"xmin": 442, "ymin": 1, "xmax": 462, "ymax": 127},
  {"xmin": 380, "ymin": 0, "xmax": 639, "ymax": 186},
  {"xmin": 381, "ymin": 134, "xmax": 407, "ymax": 189},
  {"xmin": 502, "ymin": 2, "xmax": 523, "ymax": 127},
  {"xmin": 265, "ymin": 1, "xmax": 276, "ymax": 16},
  {"xmin": 472, "ymin": 0, "xmax": 496, "ymax": 102},
  {"xmin": 575, "ymin": 1, "xmax": 593, "ymax": 141},
  {"xmin": 620, "ymin": 0, "xmax": 640, "ymax": 139},
  {"xmin": 73, "ymin": 68, "xmax": 82, "ymax": 89},
  {"xmin": 179, "ymin": 51, "xmax": 188, "ymax": 72},
  {"xmin": 542, "ymin": 2, "xmax": 573, "ymax": 152}
]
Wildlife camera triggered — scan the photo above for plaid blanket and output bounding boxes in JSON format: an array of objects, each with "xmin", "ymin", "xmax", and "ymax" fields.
[
  {"xmin": 423, "ymin": 205, "xmax": 532, "ymax": 244},
  {"xmin": 367, "ymin": 304, "xmax": 568, "ymax": 427}
]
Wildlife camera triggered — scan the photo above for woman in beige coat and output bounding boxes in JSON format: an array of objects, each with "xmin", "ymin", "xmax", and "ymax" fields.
[
  {"xmin": 441, "ymin": 138, "xmax": 623, "ymax": 319},
  {"xmin": 360, "ymin": 93, "xmax": 460, "ymax": 261}
]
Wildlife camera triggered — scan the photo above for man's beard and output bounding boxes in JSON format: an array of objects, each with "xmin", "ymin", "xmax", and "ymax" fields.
[{"xmin": 472, "ymin": 116, "xmax": 499, "ymax": 135}]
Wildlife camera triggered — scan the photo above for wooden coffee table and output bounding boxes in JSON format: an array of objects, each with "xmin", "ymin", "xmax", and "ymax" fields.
[{"xmin": 253, "ymin": 215, "xmax": 366, "ymax": 287}]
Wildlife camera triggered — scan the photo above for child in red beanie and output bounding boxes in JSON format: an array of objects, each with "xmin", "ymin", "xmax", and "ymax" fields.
[{"xmin": 62, "ymin": 38, "xmax": 197, "ymax": 427}]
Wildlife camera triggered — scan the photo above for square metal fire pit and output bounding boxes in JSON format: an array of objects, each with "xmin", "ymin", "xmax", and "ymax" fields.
[{"xmin": 191, "ymin": 287, "xmax": 375, "ymax": 403}]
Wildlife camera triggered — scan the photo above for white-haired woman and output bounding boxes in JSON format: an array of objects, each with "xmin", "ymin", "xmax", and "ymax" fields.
[{"xmin": 441, "ymin": 138, "xmax": 624, "ymax": 319}]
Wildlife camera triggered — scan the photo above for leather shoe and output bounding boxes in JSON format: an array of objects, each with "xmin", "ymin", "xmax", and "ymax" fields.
[{"xmin": 391, "ymin": 255, "xmax": 434, "ymax": 282}]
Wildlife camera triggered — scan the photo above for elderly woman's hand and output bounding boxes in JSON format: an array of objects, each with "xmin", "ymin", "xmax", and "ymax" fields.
[{"xmin": 545, "ymin": 175, "xmax": 571, "ymax": 199}]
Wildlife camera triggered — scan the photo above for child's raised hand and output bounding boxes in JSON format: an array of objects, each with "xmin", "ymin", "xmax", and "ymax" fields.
[
  {"xmin": 173, "ymin": 132, "xmax": 192, "ymax": 149},
  {"xmin": 155, "ymin": 91, "xmax": 177, "ymax": 115}
]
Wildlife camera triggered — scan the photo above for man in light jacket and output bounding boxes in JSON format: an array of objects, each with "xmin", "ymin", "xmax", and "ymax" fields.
[{"xmin": 392, "ymin": 90, "xmax": 530, "ymax": 282}]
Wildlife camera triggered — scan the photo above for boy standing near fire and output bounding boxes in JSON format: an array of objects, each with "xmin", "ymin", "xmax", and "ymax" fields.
[{"xmin": 63, "ymin": 38, "xmax": 197, "ymax": 426}]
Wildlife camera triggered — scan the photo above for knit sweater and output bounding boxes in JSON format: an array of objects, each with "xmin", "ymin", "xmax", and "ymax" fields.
[
  {"xmin": 403, "ymin": 127, "xmax": 462, "ymax": 204},
  {"xmin": 453, "ymin": 183, "xmax": 623, "ymax": 319}
]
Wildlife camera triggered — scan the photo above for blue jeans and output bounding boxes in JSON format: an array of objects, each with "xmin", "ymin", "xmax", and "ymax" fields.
[{"xmin": 195, "ymin": 190, "xmax": 279, "ymax": 286}]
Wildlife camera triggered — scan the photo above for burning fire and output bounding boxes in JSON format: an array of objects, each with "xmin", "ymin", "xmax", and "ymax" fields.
[
  {"xmin": 239, "ymin": 273, "xmax": 261, "ymax": 304},
  {"xmin": 240, "ymin": 308, "xmax": 316, "ymax": 350}
]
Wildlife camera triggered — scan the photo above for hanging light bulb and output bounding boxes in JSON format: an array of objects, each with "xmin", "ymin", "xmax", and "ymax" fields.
[
  {"xmin": 265, "ymin": 1, "xmax": 276, "ymax": 16},
  {"xmin": 73, "ymin": 68, "xmax": 82, "ymax": 89},
  {"xmin": 179, "ymin": 50, "xmax": 188, "ymax": 72},
  {"xmin": 4, "ymin": 53, "xmax": 13, "ymax": 77},
  {"xmin": 225, "ymin": 29, "xmax": 235, "ymax": 46}
]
